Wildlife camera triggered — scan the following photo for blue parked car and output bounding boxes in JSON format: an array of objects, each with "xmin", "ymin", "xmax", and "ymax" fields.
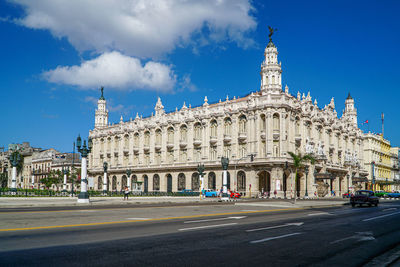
[
  {"xmin": 387, "ymin": 191, "xmax": 400, "ymax": 198},
  {"xmin": 203, "ymin": 189, "xmax": 218, "ymax": 197}
]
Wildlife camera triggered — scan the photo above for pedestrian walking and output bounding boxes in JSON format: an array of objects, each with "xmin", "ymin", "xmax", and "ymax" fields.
[
  {"xmin": 124, "ymin": 186, "xmax": 130, "ymax": 200},
  {"xmin": 274, "ymin": 190, "xmax": 277, "ymax": 198}
]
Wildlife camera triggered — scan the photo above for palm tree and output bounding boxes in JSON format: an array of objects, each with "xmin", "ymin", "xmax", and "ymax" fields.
[{"xmin": 288, "ymin": 152, "xmax": 315, "ymax": 201}]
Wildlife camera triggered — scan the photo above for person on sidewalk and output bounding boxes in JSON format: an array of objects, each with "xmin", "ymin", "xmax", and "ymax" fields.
[{"xmin": 123, "ymin": 186, "xmax": 130, "ymax": 200}]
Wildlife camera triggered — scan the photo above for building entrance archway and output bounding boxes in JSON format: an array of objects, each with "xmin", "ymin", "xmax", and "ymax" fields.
[
  {"xmin": 258, "ymin": 171, "xmax": 271, "ymax": 193},
  {"xmin": 166, "ymin": 174, "xmax": 172, "ymax": 193},
  {"xmin": 143, "ymin": 175, "xmax": 148, "ymax": 193}
]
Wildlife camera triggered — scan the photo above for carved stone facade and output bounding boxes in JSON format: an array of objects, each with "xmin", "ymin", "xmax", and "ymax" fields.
[{"xmin": 88, "ymin": 38, "xmax": 368, "ymax": 198}]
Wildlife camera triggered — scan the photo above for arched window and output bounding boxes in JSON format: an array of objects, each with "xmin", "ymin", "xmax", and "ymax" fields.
[
  {"xmin": 144, "ymin": 131, "xmax": 150, "ymax": 146},
  {"xmin": 107, "ymin": 137, "xmax": 111, "ymax": 151},
  {"xmin": 208, "ymin": 172, "xmax": 216, "ymax": 190},
  {"xmin": 239, "ymin": 115, "xmax": 247, "ymax": 133},
  {"xmin": 191, "ymin": 173, "xmax": 199, "ymax": 191},
  {"xmin": 237, "ymin": 171, "xmax": 246, "ymax": 191},
  {"xmin": 124, "ymin": 134, "xmax": 129, "ymax": 149},
  {"xmin": 177, "ymin": 173, "xmax": 186, "ymax": 191},
  {"xmin": 153, "ymin": 174, "xmax": 160, "ymax": 191},
  {"xmin": 100, "ymin": 138, "xmax": 104, "ymax": 152},
  {"xmin": 167, "ymin": 127, "xmax": 174, "ymax": 143},
  {"xmin": 307, "ymin": 123, "xmax": 312, "ymax": 137},
  {"xmin": 260, "ymin": 114, "xmax": 266, "ymax": 130},
  {"xmin": 224, "ymin": 118, "xmax": 232, "ymax": 135},
  {"xmin": 210, "ymin": 120, "xmax": 218, "ymax": 138},
  {"xmin": 155, "ymin": 129, "xmax": 162, "ymax": 145},
  {"xmin": 121, "ymin": 175, "xmax": 127, "ymax": 188},
  {"xmin": 112, "ymin": 176, "xmax": 117, "ymax": 190},
  {"xmin": 273, "ymin": 113, "xmax": 280, "ymax": 131},
  {"xmin": 97, "ymin": 176, "xmax": 102, "ymax": 190},
  {"xmin": 295, "ymin": 117, "xmax": 300, "ymax": 135},
  {"xmin": 134, "ymin": 133, "xmax": 139, "ymax": 147},
  {"xmin": 180, "ymin": 125, "xmax": 187, "ymax": 142},
  {"xmin": 194, "ymin": 123, "xmax": 202, "ymax": 139}
]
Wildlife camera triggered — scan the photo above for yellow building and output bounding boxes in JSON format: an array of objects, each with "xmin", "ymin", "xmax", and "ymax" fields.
[{"xmin": 363, "ymin": 133, "xmax": 399, "ymax": 191}]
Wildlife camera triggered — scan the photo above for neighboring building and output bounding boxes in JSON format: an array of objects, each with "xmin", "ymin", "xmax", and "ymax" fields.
[
  {"xmin": 50, "ymin": 152, "xmax": 81, "ymax": 191},
  {"xmin": 363, "ymin": 134, "xmax": 400, "ymax": 191},
  {"xmin": 6, "ymin": 142, "xmax": 42, "ymax": 189},
  {"xmin": 88, "ymin": 35, "xmax": 368, "ymax": 198},
  {"xmin": 390, "ymin": 147, "xmax": 400, "ymax": 191},
  {"xmin": 0, "ymin": 147, "xmax": 8, "ymax": 187},
  {"xmin": 32, "ymin": 149, "xmax": 81, "ymax": 190}
]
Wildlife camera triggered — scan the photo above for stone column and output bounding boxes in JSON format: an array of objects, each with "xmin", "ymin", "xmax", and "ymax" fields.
[
  {"xmin": 77, "ymin": 157, "xmax": 89, "ymax": 204},
  {"xmin": 103, "ymin": 171, "xmax": 108, "ymax": 194}
]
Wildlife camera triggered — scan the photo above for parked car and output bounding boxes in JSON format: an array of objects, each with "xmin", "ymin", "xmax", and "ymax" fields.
[
  {"xmin": 350, "ymin": 190, "xmax": 379, "ymax": 207},
  {"xmin": 374, "ymin": 190, "xmax": 388, "ymax": 198},
  {"xmin": 386, "ymin": 191, "xmax": 400, "ymax": 198},
  {"xmin": 204, "ymin": 189, "xmax": 218, "ymax": 197},
  {"xmin": 230, "ymin": 191, "xmax": 241, "ymax": 199}
]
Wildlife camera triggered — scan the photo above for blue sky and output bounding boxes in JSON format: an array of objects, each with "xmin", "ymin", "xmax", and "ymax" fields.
[{"xmin": 1, "ymin": 0, "xmax": 399, "ymax": 152}]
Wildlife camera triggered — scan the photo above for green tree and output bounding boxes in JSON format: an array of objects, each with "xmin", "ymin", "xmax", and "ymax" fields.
[
  {"xmin": 288, "ymin": 152, "xmax": 315, "ymax": 198},
  {"xmin": 0, "ymin": 172, "xmax": 8, "ymax": 188},
  {"xmin": 40, "ymin": 170, "xmax": 63, "ymax": 190}
]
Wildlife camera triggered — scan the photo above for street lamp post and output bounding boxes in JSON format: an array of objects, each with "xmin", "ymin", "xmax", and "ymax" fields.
[
  {"xmin": 305, "ymin": 165, "xmax": 309, "ymax": 198},
  {"xmin": 31, "ymin": 168, "xmax": 35, "ymax": 189},
  {"xmin": 9, "ymin": 151, "xmax": 21, "ymax": 193},
  {"xmin": 103, "ymin": 162, "xmax": 108, "ymax": 195},
  {"xmin": 76, "ymin": 135, "xmax": 92, "ymax": 204},
  {"xmin": 197, "ymin": 164, "xmax": 206, "ymax": 200},
  {"xmin": 62, "ymin": 164, "xmax": 68, "ymax": 192},
  {"xmin": 126, "ymin": 169, "xmax": 132, "ymax": 191},
  {"xmin": 221, "ymin": 157, "xmax": 230, "ymax": 201},
  {"xmin": 372, "ymin": 161, "xmax": 375, "ymax": 192}
]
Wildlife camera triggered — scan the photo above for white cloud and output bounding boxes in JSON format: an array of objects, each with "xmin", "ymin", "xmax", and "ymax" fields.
[
  {"xmin": 43, "ymin": 51, "xmax": 176, "ymax": 91},
  {"xmin": 12, "ymin": 0, "xmax": 256, "ymax": 59}
]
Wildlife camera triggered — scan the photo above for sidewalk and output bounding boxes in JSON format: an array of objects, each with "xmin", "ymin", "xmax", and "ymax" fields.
[{"xmin": 0, "ymin": 196, "xmax": 350, "ymax": 209}]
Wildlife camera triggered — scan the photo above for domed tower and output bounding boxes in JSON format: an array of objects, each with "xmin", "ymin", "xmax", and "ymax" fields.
[
  {"xmin": 95, "ymin": 87, "xmax": 109, "ymax": 129},
  {"xmin": 260, "ymin": 27, "xmax": 282, "ymax": 94},
  {"xmin": 343, "ymin": 92, "xmax": 357, "ymax": 126}
]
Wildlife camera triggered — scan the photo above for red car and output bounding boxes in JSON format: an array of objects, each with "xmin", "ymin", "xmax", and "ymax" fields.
[{"xmin": 230, "ymin": 191, "xmax": 241, "ymax": 199}]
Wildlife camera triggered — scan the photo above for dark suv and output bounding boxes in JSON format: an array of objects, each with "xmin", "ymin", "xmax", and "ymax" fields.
[{"xmin": 350, "ymin": 190, "xmax": 379, "ymax": 207}]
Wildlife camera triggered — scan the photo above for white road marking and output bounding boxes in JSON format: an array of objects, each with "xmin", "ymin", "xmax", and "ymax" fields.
[
  {"xmin": 184, "ymin": 216, "xmax": 246, "ymax": 224},
  {"xmin": 126, "ymin": 218, "xmax": 151, "ymax": 220},
  {"xmin": 363, "ymin": 211, "xmax": 400, "ymax": 222},
  {"xmin": 250, "ymin": 233, "xmax": 302, "ymax": 244},
  {"xmin": 178, "ymin": 223, "xmax": 238, "ymax": 231},
  {"xmin": 330, "ymin": 231, "xmax": 375, "ymax": 244},
  {"xmin": 382, "ymin": 208, "xmax": 397, "ymax": 212},
  {"xmin": 246, "ymin": 222, "xmax": 304, "ymax": 232},
  {"xmin": 308, "ymin": 212, "xmax": 332, "ymax": 216}
]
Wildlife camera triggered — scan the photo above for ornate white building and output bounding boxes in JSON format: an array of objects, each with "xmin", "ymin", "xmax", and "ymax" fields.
[{"xmin": 88, "ymin": 36, "xmax": 368, "ymax": 198}]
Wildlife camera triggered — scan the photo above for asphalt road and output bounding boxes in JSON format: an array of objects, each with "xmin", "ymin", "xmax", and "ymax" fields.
[{"xmin": 1, "ymin": 201, "xmax": 400, "ymax": 266}]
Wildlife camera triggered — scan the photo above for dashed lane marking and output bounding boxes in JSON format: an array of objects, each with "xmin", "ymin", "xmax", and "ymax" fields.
[
  {"xmin": 250, "ymin": 232, "xmax": 302, "ymax": 244},
  {"xmin": 0, "ymin": 207, "xmax": 302, "ymax": 232},
  {"xmin": 363, "ymin": 211, "xmax": 400, "ymax": 222},
  {"xmin": 178, "ymin": 223, "xmax": 238, "ymax": 231}
]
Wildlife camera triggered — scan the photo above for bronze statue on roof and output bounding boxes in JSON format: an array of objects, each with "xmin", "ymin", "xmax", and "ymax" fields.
[{"xmin": 268, "ymin": 26, "xmax": 278, "ymax": 42}]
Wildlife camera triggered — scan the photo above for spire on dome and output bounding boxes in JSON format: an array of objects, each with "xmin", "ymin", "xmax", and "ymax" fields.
[{"xmin": 346, "ymin": 92, "xmax": 353, "ymax": 100}]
